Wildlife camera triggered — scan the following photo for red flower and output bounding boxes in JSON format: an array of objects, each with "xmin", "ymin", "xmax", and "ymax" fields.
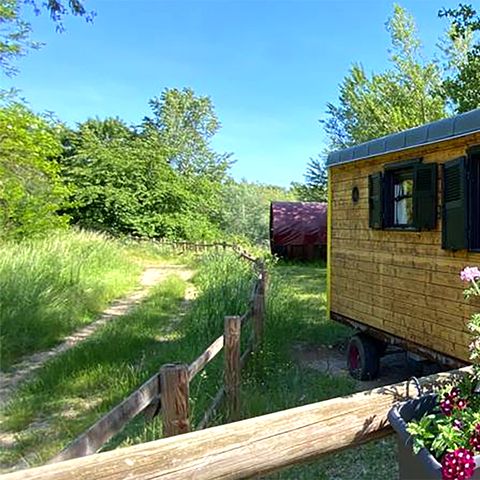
[
  {"xmin": 442, "ymin": 448, "xmax": 476, "ymax": 480},
  {"xmin": 470, "ymin": 424, "xmax": 480, "ymax": 453}
]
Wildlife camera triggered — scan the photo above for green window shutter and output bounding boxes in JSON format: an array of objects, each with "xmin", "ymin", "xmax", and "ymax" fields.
[
  {"xmin": 413, "ymin": 163, "xmax": 437, "ymax": 230},
  {"xmin": 369, "ymin": 172, "xmax": 383, "ymax": 229},
  {"xmin": 442, "ymin": 157, "xmax": 467, "ymax": 250}
]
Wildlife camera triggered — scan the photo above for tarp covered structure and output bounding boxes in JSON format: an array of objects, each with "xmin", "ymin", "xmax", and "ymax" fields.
[{"xmin": 270, "ymin": 201, "xmax": 327, "ymax": 260}]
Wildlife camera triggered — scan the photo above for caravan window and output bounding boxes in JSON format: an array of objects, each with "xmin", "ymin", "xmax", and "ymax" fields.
[
  {"xmin": 369, "ymin": 161, "xmax": 437, "ymax": 231},
  {"xmin": 392, "ymin": 170, "xmax": 414, "ymax": 227}
]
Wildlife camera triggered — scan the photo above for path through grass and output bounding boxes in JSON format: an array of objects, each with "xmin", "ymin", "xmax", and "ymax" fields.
[
  {"xmin": 1, "ymin": 254, "xmax": 399, "ymax": 478},
  {"xmin": 0, "ymin": 251, "xmax": 256, "ymax": 471}
]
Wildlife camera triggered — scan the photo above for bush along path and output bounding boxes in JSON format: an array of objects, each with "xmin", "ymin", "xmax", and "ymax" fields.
[{"xmin": 0, "ymin": 264, "xmax": 194, "ymax": 407}]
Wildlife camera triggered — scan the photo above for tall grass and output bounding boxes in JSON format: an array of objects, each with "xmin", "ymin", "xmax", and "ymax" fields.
[
  {"xmin": 0, "ymin": 230, "xmax": 142, "ymax": 369},
  {"xmin": 111, "ymin": 251, "xmax": 258, "ymax": 448},
  {"xmin": 0, "ymin": 251, "xmax": 257, "ymax": 469},
  {"xmin": 1, "ymin": 253, "xmax": 398, "ymax": 478}
]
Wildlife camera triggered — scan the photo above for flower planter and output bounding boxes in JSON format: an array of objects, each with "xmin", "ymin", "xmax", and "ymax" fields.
[{"xmin": 388, "ymin": 394, "xmax": 480, "ymax": 479}]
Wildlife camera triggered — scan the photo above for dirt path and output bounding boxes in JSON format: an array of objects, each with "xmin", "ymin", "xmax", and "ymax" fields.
[
  {"xmin": 0, "ymin": 265, "xmax": 194, "ymax": 406},
  {"xmin": 292, "ymin": 341, "xmax": 443, "ymax": 392}
]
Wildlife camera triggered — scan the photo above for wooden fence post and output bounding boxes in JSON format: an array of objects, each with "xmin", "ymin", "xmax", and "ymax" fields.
[
  {"xmin": 224, "ymin": 316, "xmax": 241, "ymax": 422},
  {"xmin": 260, "ymin": 266, "xmax": 268, "ymax": 295},
  {"xmin": 160, "ymin": 363, "xmax": 190, "ymax": 437},
  {"xmin": 253, "ymin": 292, "xmax": 264, "ymax": 349}
]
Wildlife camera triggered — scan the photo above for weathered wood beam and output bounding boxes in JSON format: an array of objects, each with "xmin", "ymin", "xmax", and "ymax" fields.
[
  {"xmin": 188, "ymin": 335, "xmax": 224, "ymax": 382},
  {"xmin": 48, "ymin": 372, "xmax": 159, "ymax": 463},
  {"xmin": 3, "ymin": 367, "xmax": 471, "ymax": 480},
  {"xmin": 224, "ymin": 316, "xmax": 241, "ymax": 422},
  {"xmin": 160, "ymin": 364, "xmax": 190, "ymax": 437}
]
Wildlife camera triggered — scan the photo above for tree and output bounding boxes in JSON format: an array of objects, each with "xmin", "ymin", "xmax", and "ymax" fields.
[
  {"xmin": 292, "ymin": 156, "xmax": 328, "ymax": 202},
  {"xmin": 142, "ymin": 88, "xmax": 232, "ymax": 238},
  {"xmin": 0, "ymin": 102, "xmax": 68, "ymax": 238},
  {"xmin": 218, "ymin": 181, "xmax": 295, "ymax": 245},
  {"xmin": 0, "ymin": 0, "xmax": 93, "ymax": 76},
  {"xmin": 59, "ymin": 89, "xmax": 232, "ymax": 240},
  {"xmin": 323, "ymin": 4, "xmax": 446, "ymax": 149},
  {"xmin": 439, "ymin": 3, "xmax": 480, "ymax": 113},
  {"xmin": 59, "ymin": 117, "xmax": 189, "ymax": 238},
  {"xmin": 144, "ymin": 88, "xmax": 231, "ymax": 178}
]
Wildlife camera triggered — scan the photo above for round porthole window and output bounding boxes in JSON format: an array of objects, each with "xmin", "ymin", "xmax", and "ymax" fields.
[{"xmin": 352, "ymin": 186, "xmax": 360, "ymax": 203}]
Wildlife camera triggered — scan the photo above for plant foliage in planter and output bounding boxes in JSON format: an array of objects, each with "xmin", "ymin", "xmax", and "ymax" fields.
[{"xmin": 395, "ymin": 267, "xmax": 480, "ymax": 480}]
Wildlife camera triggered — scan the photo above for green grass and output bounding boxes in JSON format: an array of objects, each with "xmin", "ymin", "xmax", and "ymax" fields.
[
  {"xmin": 0, "ymin": 251, "xmax": 256, "ymax": 469},
  {"xmin": 244, "ymin": 262, "xmax": 398, "ymax": 480},
  {"xmin": 103, "ymin": 259, "xmax": 397, "ymax": 479},
  {"xmin": 0, "ymin": 275, "xmax": 188, "ymax": 467},
  {"xmin": 1, "ymin": 253, "xmax": 399, "ymax": 478},
  {"xmin": 0, "ymin": 230, "xmax": 145, "ymax": 369}
]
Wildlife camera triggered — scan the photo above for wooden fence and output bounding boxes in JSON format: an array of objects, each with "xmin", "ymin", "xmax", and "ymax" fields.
[
  {"xmin": 2, "ymin": 366, "xmax": 472, "ymax": 480},
  {"xmin": 132, "ymin": 237, "xmax": 260, "ymax": 261},
  {"xmin": 47, "ymin": 248, "xmax": 267, "ymax": 464}
]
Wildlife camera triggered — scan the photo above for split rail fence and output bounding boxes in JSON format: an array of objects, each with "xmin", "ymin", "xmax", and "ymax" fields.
[
  {"xmin": 46, "ymin": 243, "xmax": 267, "ymax": 464},
  {"xmin": 2, "ymin": 366, "xmax": 472, "ymax": 480}
]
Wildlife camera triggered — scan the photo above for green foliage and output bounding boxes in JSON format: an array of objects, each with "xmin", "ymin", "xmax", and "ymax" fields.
[
  {"xmin": 218, "ymin": 180, "xmax": 295, "ymax": 245},
  {"xmin": 292, "ymin": 156, "xmax": 328, "ymax": 202},
  {"xmin": 324, "ymin": 4, "xmax": 446, "ymax": 149},
  {"xmin": 0, "ymin": 229, "xmax": 141, "ymax": 368},
  {"xmin": 144, "ymin": 87, "xmax": 232, "ymax": 177},
  {"xmin": 439, "ymin": 3, "xmax": 480, "ymax": 113},
  {"xmin": 60, "ymin": 93, "xmax": 227, "ymax": 240},
  {"xmin": 0, "ymin": 102, "xmax": 68, "ymax": 238},
  {"xmin": 407, "ymin": 376, "xmax": 480, "ymax": 460},
  {"xmin": 0, "ymin": 251, "xmax": 255, "ymax": 466},
  {"xmin": 0, "ymin": 0, "xmax": 93, "ymax": 76}
]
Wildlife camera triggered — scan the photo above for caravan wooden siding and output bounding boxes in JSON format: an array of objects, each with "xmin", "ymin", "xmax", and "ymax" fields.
[{"xmin": 330, "ymin": 132, "xmax": 480, "ymax": 362}]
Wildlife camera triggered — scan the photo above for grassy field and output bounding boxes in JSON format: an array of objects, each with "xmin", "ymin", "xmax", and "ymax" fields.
[
  {"xmin": 248, "ymin": 262, "xmax": 398, "ymax": 480},
  {"xmin": 1, "ymin": 250, "xmax": 398, "ymax": 478},
  {"xmin": 109, "ymin": 260, "xmax": 398, "ymax": 479},
  {"xmin": 0, "ymin": 251, "xmax": 256, "ymax": 469},
  {"xmin": 0, "ymin": 230, "xmax": 144, "ymax": 369}
]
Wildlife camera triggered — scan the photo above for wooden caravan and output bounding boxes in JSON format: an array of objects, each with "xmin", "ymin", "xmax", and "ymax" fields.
[{"xmin": 326, "ymin": 109, "xmax": 480, "ymax": 380}]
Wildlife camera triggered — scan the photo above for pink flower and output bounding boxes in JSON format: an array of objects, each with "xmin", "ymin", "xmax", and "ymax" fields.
[
  {"xmin": 442, "ymin": 448, "xmax": 476, "ymax": 480},
  {"xmin": 460, "ymin": 267, "xmax": 480, "ymax": 283},
  {"xmin": 470, "ymin": 425, "xmax": 480, "ymax": 453}
]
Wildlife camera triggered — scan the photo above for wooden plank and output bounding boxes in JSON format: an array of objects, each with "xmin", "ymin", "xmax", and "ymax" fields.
[
  {"xmin": 160, "ymin": 364, "xmax": 190, "ymax": 437},
  {"xmin": 4, "ymin": 367, "xmax": 472, "ymax": 480},
  {"xmin": 224, "ymin": 316, "xmax": 241, "ymax": 422},
  {"xmin": 48, "ymin": 373, "xmax": 160, "ymax": 463},
  {"xmin": 196, "ymin": 386, "xmax": 225, "ymax": 431},
  {"xmin": 188, "ymin": 335, "xmax": 224, "ymax": 381},
  {"xmin": 253, "ymin": 293, "xmax": 265, "ymax": 349},
  {"xmin": 240, "ymin": 338, "xmax": 254, "ymax": 369}
]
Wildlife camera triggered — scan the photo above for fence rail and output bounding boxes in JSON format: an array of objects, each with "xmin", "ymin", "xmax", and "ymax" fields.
[
  {"xmin": 3, "ymin": 367, "xmax": 471, "ymax": 480},
  {"xmin": 48, "ymin": 245, "xmax": 267, "ymax": 464},
  {"xmin": 133, "ymin": 237, "xmax": 260, "ymax": 263}
]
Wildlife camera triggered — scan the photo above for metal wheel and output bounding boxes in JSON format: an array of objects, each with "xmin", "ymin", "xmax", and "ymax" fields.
[{"xmin": 347, "ymin": 334, "xmax": 380, "ymax": 380}]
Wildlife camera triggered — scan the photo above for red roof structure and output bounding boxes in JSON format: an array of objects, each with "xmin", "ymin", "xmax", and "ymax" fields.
[{"xmin": 270, "ymin": 202, "xmax": 327, "ymax": 260}]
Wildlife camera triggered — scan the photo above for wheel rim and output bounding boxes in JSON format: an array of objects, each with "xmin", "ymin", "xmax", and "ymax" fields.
[{"xmin": 349, "ymin": 344, "xmax": 360, "ymax": 371}]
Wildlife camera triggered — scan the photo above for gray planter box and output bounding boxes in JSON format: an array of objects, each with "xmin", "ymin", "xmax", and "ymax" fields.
[{"xmin": 388, "ymin": 394, "xmax": 480, "ymax": 479}]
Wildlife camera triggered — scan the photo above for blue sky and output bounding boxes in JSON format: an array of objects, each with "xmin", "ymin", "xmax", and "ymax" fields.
[{"xmin": 5, "ymin": 0, "xmax": 462, "ymax": 186}]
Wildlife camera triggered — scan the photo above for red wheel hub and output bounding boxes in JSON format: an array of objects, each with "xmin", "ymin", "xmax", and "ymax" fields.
[{"xmin": 349, "ymin": 344, "xmax": 360, "ymax": 370}]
